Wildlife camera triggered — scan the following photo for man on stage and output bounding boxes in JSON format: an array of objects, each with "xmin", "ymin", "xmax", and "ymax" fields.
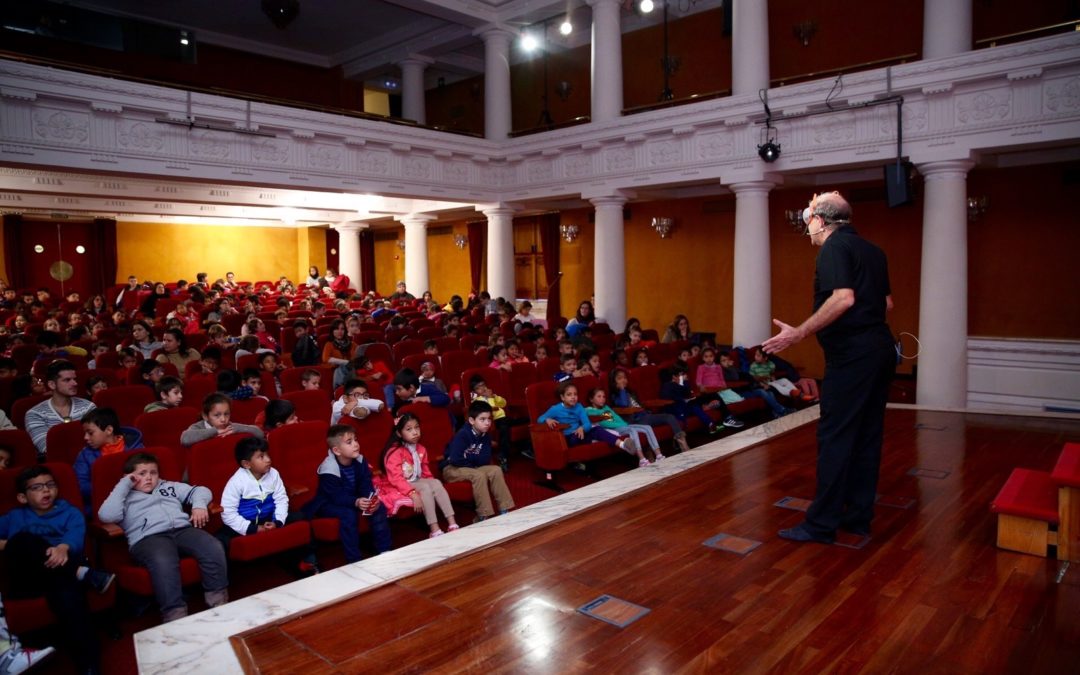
[{"xmin": 762, "ymin": 191, "xmax": 895, "ymax": 544}]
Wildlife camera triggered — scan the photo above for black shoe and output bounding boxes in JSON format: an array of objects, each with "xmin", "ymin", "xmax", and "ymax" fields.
[
  {"xmin": 499, "ymin": 458, "xmax": 509, "ymax": 473},
  {"xmin": 520, "ymin": 447, "xmax": 535, "ymax": 460},
  {"xmin": 778, "ymin": 525, "xmax": 834, "ymax": 544},
  {"xmin": 570, "ymin": 462, "xmax": 588, "ymax": 474},
  {"xmin": 84, "ymin": 569, "xmax": 116, "ymax": 594}
]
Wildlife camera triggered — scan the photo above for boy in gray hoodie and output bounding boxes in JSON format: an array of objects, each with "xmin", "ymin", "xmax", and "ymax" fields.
[{"xmin": 97, "ymin": 451, "xmax": 228, "ymax": 622}]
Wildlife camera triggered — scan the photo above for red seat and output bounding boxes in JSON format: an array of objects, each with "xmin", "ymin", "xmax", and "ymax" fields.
[
  {"xmin": 400, "ymin": 353, "xmax": 438, "ymax": 376},
  {"xmin": 268, "ymin": 421, "xmax": 355, "ymax": 542},
  {"xmin": 187, "ymin": 434, "xmax": 311, "ymax": 562},
  {"xmin": 10, "ymin": 394, "xmax": 49, "ymax": 430},
  {"xmin": 391, "ymin": 339, "xmax": 424, "ymax": 367},
  {"xmin": 279, "ymin": 365, "xmax": 335, "ymax": 396},
  {"xmin": 440, "ymin": 350, "xmax": 480, "ymax": 397},
  {"xmin": 44, "ymin": 420, "xmax": 86, "ymax": 464},
  {"xmin": 93, "ymin": 385, "xmax": 156, "ymax": 427},
  {"xmin": 282, "ymin": 389, "xmax": 331, "ymax": 424},
  {"xmin": 230, "ymin": 398, "xmax": 267, "ymax": 425},
  {"xmin": 1051, "ymin": 442, "xmax": 1080, "ymax": 489},
  {"xmin": 89, "ymin": 448, "xmax": 201, "ymax": 598},
  {"xmin": 359, "ymin": 343, "xmax": 393, "ymax": 372},
  {"xmin": 0, "ymin": 462, "xmax": 115, "ymax": 635},
  {"xmin": 183, "ymin": 375, "xmax": 218, "ymax": 410},
  {"xmin": 135, "ymin": 407, "xmax": 202, "ymax": 474},
  {"xmin": 535, "ymin": 357, "xmax": 561, "ymax": 382},
  {"xmin": 991, "ymin": 468, "xmax": 1059, "ymax": 523},
  {"xmin": 0, "ymin": 429, "xmax": 39, "ymax": 469},
  {"xmin": 340, "ymin": 410, "xmax": 393, "ymax": 473},
  {"xmin": 524, "ymin": 380, "xmax": 618, "ymax": 477}
]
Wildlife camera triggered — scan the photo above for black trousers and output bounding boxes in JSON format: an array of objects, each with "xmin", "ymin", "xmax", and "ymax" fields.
[
  {"xmin": 5, "ymin": 532, "xmax": 99, "ymax": 670},
  {"xmin": 803, "ymin": 340, "xmax": 895, "ymax": 537}
]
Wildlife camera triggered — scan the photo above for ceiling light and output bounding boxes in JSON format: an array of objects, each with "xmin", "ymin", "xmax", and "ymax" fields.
[
  {"xmin": 639, "ymin": 0, "xmax": 656, "ymax": 13},
  {"xmin": 559, "ymin": 19, "xmax": 572, "ymax": 36},
  {"xmin": 261, "ymin": 0, "xmax": 300, "ymax": 30},
  {"xmin": 521, "ymin": 32, "xmax": 539, "ymax": 52},
  {"xmin": 179, "ymin": 38, "xmax": 189, "ymax": 45}
]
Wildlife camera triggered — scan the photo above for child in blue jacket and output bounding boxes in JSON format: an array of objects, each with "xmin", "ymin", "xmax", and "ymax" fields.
[
  {"xmin": 0, "ymin": 466, "xmax": 112, "ymax": 672},
  {"xmin": 537, "ymin": 381, "xmax": 635, "ymax": 452},
  {"xmin": 73, "ymin": 407, "xmax": 143, "ymax": 510},
  {"xmin": 304, "ymin": 424, "xmax": 392, "ymax": 563}
]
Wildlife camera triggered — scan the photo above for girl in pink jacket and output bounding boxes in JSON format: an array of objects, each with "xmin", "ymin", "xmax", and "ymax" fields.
[{"xmin": 374, "ymin": 413, "xmax": 459, "ymax": 538}]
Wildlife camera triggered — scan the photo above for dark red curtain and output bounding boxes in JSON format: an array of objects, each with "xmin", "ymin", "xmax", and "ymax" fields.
[
  {"xmin": 358, "ymin": 230, "xmax": 376, "ymax": 293},
  {"xmin": 2, "ymin": 214, "xmax": 26, "ymax": 290},
  {"xmin": 538, "ymin": 212, "xmax": 562, "ymax": 325},
  {"xmin": 91, "ymin": 218, "xmax": 118, "ymax": 292},
  {"xmin": 466, "ymin": 220, "xmax": 486, "ymax": 294}
]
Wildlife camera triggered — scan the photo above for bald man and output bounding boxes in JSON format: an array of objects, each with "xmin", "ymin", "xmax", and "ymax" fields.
[{"xmin": 762, "ymin": 191, "xmax": 895, "ymax": 544}]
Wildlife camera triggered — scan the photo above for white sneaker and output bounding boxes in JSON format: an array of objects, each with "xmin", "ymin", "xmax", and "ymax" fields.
[
  {"xmin": 653, "ymin": 453, "xmax": 666, "ymax": 462},
  {"xmin": 638, "ymin": 458, "xmax": 651, "ymax": 468},
  {"xmin": 0, "ymin": 646, "xmax": 55, "ymax": 674},
  {"xmin": 428, "ymin": 529, "xmax": 445, "ymax": 538}
]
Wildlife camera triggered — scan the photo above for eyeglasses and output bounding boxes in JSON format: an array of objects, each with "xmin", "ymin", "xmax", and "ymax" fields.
[
  {"xmin": 349, "ymin": 392, "xmax": 369, "ymax": 399},
  {"xmin": 25, "ymin": 481, "xmax": 57, "ymax": 493}
]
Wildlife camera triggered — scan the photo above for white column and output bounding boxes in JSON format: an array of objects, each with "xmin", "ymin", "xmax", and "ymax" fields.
[
  {"xmin": 483, "ymin": 206, "xmax": 515, "ymax": 301},
  {"xmin": 399, "ymin": 214, "xmax": 436, "ymax": 296},
  {"xmin": 732, "ymin": 0, "xmax": 770, "ymax": 96},
  {"xmin": 731, "ymin": 181, "xmax": 773, "ymax": 346},
  {"xmin": 399, "ymin": 55, "xmax": 432, "ymax": 125},
  {"xmin": 591, "ymin": 195, "xmax": 627, "ymax": 328},
  {"xmin": 586, "ymin": 0, "xmax": 623, "ymax": 122},
  {"xmin": 923, "ymin": 0, "xmax": 973, "ymax": 60},
  {"xmin": 333, "ymin": 222, "xmax": 364, "ymax": 292},
  {"xmin": 916, "ymin": 160, "xmax": 973, "ymax": 407},
  {"xmin": 478, "ymin": 27, "xmax": 514, "ymax": 140}
]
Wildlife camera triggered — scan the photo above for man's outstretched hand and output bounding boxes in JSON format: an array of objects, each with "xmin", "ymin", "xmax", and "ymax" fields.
[{"xmin": 761, "ymin": 319, "xmax": 803, "ymax": 354}]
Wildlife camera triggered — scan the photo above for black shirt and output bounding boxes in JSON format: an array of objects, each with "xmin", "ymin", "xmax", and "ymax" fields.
[{"xmin": 813, "ymin": 225, "xmax": 892, "ymax": 359}]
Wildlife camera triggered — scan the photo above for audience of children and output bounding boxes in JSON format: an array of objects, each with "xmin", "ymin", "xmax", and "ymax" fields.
[
  {"xmin": 441, "ymin": 401, "xmax": 515, "ymax": 520},
  {"xmin": 660, "ymin": 363, "xmax": 744, "ymax": 434},
  {"xmin": 144, "ymin": 377, "xmax": 184, "ymax": 413},
  {"xmin": 98, "ymin": 452, "xmax": 228, "ymax": 622},
  {"xmin": 538, "ymin": 381, "xmax": 639, "ymax": 455},
  {"xmin": 374, "ymin": 413, "xmax": 458, "ymax": 538},
  {"xmin": 0, "ymin": 466, "xmax": 113, "ymax": 672},
  {"xmin": 468, "ymin": 375, "xmax": 512, "ymax": 472},
  {"xmin": 331, "ymin": 379, "xmax": 385, "ymax": 425},
  {"xmin": 217, "ymin": 437, "xmax": 319, "ymax": 576},
  {"xmin": 180, "ymin": 394, "xmax": 265, "ymax": 447},
  {"xmin": 391, "ymin": 368, "xmax": 450, "ymax": 415},
  {"xmin": 584, "ymin": 388, "xmax": 663, "ymax": 467},
  {"xmin": 74, "ymin": 407, "xmax": 144, "ymax": 508},
  {"xmin": 305, "ymin": 424, "xmax": 392, "ymax": 563}
]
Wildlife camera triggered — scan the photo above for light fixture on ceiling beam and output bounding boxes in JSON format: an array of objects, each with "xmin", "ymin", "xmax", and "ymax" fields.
[
  {"xmin": 560, "ymin": 223, "xmax": 579, "ymax": 243},
  {"xmin": 261, "ymin": 0, "xmax": 299, "ymax": 30},
  {"xmin": 453, "ymin": 233, "xmax": 468, "ymax": 249},
  {"xmin": 650, "ymin": 216, "xmax": 674, "ymax": 238}
]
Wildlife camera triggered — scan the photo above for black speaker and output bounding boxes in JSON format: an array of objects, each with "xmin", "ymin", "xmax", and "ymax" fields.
[
  {"xmin": 884, "ymin": 161, "xmax": 913, "ymax": 207},
  {"xmin": 722, "ymin": 0, "xmax": 733, "ymax": 37}
]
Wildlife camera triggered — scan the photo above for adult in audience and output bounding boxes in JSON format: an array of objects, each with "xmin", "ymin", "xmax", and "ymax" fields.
[
  {"xmin": 661, "ymin": 314, "xmax": 692, "ymax": 343},
  {"xmin": 762, "ymin": 191, "xmax": 895, "ymax": 544},
  {"xmin": 305, "ymin": 266, "xmax": 322, "ymax": 287},
  {"xmin": 129, "ymin": 320, "xmax": 163, "ymax": 360},
  {"xmin": 156, "ymin": 329, "xmax": 201, "ymax": 379},
  {"xmin": 389, "ymin": 281, "xmax": 415, "ymax": 303},
  {"xmin": 25, "ymin": 360, "xmax": 96, "ymax": 454},
  {"xmin": 565, "ymin": 300, "xmax": 596, "ymax": 338},
  {"xmin": 113, "ymin": 275, "xmax": 140, "ymax": 309},
  {"xmin": 139, "ymin": 282, "xmax": 170, "ymax": 318}
]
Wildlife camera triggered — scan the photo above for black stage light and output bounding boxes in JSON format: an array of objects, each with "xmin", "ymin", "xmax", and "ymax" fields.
[
  {"xmin": 262, "ymin": 0, "xmax": 299, "ymax": 29},
  {"xmin": 758, "ymin": 139, "xmax": 780, "ymax": 163}
]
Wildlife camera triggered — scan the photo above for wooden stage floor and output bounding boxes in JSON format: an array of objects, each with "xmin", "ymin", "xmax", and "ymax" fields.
[{"xmin": 231, "ymin": 409, "xmax": 1080, "ymax": 674}]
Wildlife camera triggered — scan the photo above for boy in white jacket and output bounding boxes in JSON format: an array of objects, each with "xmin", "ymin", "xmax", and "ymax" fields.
[{"xmin": 217, "ymin": 437, "xmax": 319, "ymax": 575}]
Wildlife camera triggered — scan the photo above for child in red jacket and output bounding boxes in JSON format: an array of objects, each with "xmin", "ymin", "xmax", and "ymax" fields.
[{"xmin": 373, "ymin": 413, "xmax": 458, "ymax": 538}]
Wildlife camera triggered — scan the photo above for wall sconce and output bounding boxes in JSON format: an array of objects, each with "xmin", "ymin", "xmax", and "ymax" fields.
[
  {"xmin": 794, "ymin": 20, "xmax": 817, "ymax": 47},
  {"xmin": 556, "ymin": 81, "xmax": 572, "ymax": 101},
  {"xmin": 967, "ymin": 196, "xmax": 989, "ymax": 221},
  {"xmin": 785, "ymin": 209, "xmax": 806, "ymax": 232},
  {"xmin": 453, "ymin": 233, "xmax": 468, "ymax": 249},
  {"xmin": 396, "ymin": 239, "xmax": 406, "ymax": 251},
  {"xmin": 560, "ymin": 223, "xmax": 580, "ymax": 243},
  {"xmin": 650, "ymin": 216, "xmax": 674, "ymax": 238}
]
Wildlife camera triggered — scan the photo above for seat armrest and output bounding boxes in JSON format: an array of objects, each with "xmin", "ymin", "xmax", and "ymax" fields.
[
  {"xmin": 288, "ymin": 485, "xmax": 310, "ymax": 498},
  {"xmin": 644, "ymin": 399, "xmax": 674, "ymax": 409},
  {"xmin": 613, "ymin": 406, "xmax": 643, "ymax": 415},
  {"xmin": 91, "ymin": 520, "xmax": 125, "ymax": 538}
]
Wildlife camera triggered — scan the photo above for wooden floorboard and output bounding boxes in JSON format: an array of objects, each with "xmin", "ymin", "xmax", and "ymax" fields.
[{"xmin": 233, "ymin": 409, "xmax": 1080, "ymax": 674}]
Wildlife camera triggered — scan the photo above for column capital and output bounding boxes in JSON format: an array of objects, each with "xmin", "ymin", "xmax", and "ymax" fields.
[
  {"xmin": 481, "ymin": 204, "xmax": 517, "ymax": 219},
  {"xmin": 917, "ymin": 159, "xmax": 975, "ymax": 179},
  {"xmin": 589, "ymin": 195, "xmax": 627, "ymax": 209},
  {"xmin": 398, "ymin": 54, "xmax": 434, "ymax": 68},
  {"xmin": 396, "ymin": 213, "xmax": 438, "ymax": 227},
  {"xmin": 729, "ymin": 180, "xmax": 777, "ymax": 196},
  {"xmin": 473, "ymin": 24, "xmax": 516, "ymax": 43},
  {"xmin": 333, "ymin": 221, "xmax": 368, "ymax": 233}
]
